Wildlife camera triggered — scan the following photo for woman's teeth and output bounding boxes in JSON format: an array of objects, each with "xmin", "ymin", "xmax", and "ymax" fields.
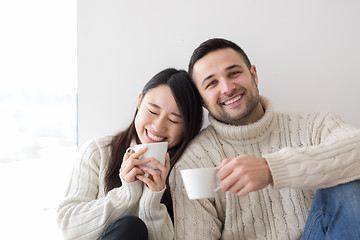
[
  {"xmin": 147, "ymin": 131, "xmax": 165, "ymax": 142},
  {"xmin": 224, "ymin": 95, "xmax": 242, "ymax": 105}
]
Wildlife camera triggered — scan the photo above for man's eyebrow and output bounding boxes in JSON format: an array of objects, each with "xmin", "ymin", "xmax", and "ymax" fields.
[
  {"xmin": 226, "ymin": 64, "xmax": 243, "ymax": 71},
  {"xmin": 201, "ymin": 65, "xmax": 243, "ymax": 87},
  {"xmin": 148, "ymin": 102, "xmax": 182, "ymax": 118},
  {"xmin": 201, "ymin": 74, "xmax": 215, "ymax": 87}
]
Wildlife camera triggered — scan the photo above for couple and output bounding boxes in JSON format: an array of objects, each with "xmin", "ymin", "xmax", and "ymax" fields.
[{"xmin": 57, "ymin": 38, "xmax": 360, "ymax": 239}]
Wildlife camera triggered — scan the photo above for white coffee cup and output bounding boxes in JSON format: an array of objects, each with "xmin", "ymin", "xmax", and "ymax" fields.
[
  {"xmin": 127, "ymin": 142, "xmax": 168, "ymax": 169},
  {"xmin": 180, "ymin": 167, "xmax": 221, "ymax": 200}
]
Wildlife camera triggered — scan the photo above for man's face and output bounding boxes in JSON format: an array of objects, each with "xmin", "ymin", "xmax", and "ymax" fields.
[{"xmin": 192, "ymin": 48, "xmax": 262, "ymax": 125}]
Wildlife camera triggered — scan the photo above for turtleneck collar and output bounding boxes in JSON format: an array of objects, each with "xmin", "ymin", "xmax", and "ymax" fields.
[{"xmin": 208, "ymin": 95, "xmax": 275, "ymax": 142}]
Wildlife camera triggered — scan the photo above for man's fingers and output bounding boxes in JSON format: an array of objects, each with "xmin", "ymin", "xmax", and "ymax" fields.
[
  {"xmin": 220, "ymin": 171, "xmax": 244, "ymax": 191},
  {"xmin": 217, "ymin": 161, "xmax": 236, "ymax": 181},
  {"xmin": 217, "ymin": 158, "xmax": 232, "ymax": 170}
]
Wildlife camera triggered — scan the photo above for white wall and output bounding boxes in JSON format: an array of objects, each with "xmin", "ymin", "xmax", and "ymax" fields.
[{"xmin": 78, "ymin": 0, "xmax": 360, "ymax": 147}]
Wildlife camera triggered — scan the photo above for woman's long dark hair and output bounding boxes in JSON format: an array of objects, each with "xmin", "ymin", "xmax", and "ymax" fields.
[{"xmin": 104, "ymin": 68, "xmax": 203, "ymax": 220}]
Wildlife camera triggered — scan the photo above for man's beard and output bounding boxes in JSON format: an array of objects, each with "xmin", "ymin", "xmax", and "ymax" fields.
[{"xmin": 212, "ymin": 79, "xmax": 260, "ymax": 125}]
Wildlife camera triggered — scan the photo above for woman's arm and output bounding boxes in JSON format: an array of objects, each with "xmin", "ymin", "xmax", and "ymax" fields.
[
  {"xmin": 136, "ymin": 153, "xmax": 174, "ymax": 239},
  {"xmin": 138, "ymin": 186, "xmax": 174, "ymax": 240},
  {"xmin": 57, "ymin": 138, "xmax": 143, "ymax": 240}
]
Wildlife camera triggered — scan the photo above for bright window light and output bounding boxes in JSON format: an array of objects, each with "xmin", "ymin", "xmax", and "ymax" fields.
[{"xmin": 0, "ymin": 1, "xmax": 77, "ymax": 239}]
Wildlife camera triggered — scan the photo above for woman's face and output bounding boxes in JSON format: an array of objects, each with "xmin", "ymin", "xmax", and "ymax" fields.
[{"xmin": 135, "ymin": 84, "xmax": 185, "ymax": 148}]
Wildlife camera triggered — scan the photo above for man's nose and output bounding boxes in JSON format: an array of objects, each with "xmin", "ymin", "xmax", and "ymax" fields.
[{"xmin": 220, "ymin": 79, "xmax": 234, "ymax": 95}]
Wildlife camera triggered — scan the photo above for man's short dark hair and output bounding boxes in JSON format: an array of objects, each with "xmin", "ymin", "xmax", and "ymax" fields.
[{"xmin": 188, "ymin": 38, "xmax": 252, "ymax": 77}]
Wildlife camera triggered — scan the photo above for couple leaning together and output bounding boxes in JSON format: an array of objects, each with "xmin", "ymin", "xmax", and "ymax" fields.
[{"xmin": 57, "ymin": 38, "xmax": 360, "ymax": 240}]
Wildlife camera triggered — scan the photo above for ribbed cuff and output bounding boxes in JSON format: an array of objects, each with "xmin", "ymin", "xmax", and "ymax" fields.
[
  {"xmin": 264, "ymin": 151, "xmax": 291, "ymax": 189},
  {"xmin": 139, "ymin": 186, "xmax": 166, "ymax": 211},
  {"xmin": 117, "ymin": 175, "xmax": 143, "ymax": 200}
]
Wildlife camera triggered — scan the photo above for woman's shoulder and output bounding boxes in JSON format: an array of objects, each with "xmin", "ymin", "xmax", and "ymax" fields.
[
  {"xmin": 82, "ymin": 136, "xmax": 112, "ymax": 148},
  {"xmin": 78, "ymin": 136, "xmax": 113, "ymax": 160}
]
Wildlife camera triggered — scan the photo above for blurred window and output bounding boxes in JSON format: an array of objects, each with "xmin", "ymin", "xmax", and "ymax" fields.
[{"xmin": 0, "ymin": 1, "xmax": 77, "ymax": 238}]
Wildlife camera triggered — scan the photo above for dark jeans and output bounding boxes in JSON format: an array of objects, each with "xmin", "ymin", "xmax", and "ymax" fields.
[
  {"xmin": 301, "ymin": 180, "xmax": 360, "ymax": 239},
  {"xmin": 98, "ymin": 215, "xmax": 148, "ymax": 240}
]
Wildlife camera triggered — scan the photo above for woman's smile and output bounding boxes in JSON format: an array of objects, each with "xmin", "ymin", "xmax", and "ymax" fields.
[{"xmin": 146, "ymin": 129, "xmax": 166, "ymax": 142}]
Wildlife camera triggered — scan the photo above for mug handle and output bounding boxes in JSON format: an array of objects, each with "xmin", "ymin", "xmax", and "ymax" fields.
[{"xmin": 126, "ymin": 146, "xmax": 134, "ymax": 153}]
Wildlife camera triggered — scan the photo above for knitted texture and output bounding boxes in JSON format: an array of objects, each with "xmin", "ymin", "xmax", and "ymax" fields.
[
  {"xmin": 170, "ymin": 96, "xmax": 360, "ymax": 240},
  {"xmin": 57, "ymin": 137, "xmax": 174, "ymax": 240}
]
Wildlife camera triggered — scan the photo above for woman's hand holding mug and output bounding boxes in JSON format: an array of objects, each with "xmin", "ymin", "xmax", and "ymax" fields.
[
  {"xmin": 120, "ymin": 146, "xmax": 150, "ymax": 183},
  {"xmin": 136, "ymin": 153, "xmax": 170, "ymax": 191},
  {"xmin": 121, "ymin": 142, "xmax": 169, "ymax": 191}
]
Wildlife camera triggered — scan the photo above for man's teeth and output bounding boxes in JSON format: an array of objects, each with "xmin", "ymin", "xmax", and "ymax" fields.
[
  {"xmin": 147, "ymin": 131, "xmax": 165, "ymax": 142},
  {"xmin": 224, "ymin": 95, "xmax": 242, "ymax": 105}
]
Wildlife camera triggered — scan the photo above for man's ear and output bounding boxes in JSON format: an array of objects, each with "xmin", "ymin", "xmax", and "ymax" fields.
[
  {"xmin": 137, "ymin": 92, "xmax": 143, "ymax": 109},
  {"xmin": 250, "ymin": 65, "xmax": 259, "ymax": 86}
]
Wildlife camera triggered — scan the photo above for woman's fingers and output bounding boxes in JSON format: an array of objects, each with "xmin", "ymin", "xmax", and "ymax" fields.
[
  {"xmin": 121, "ymin": 165, "xmax": 145, "ymax": 183},
  {"xmin": 140, "ymin": 165, "xmax": 161, "ymax": 180},
  {"xmin": 165, "ymin": 153, "xmax": 170, "ymax": 169},
  {"xmin": 124, "ymin": 149, "xmax": 171, "ymax": 191},
  {"xmin": 137, "ymin": 157, "xmax": 169, "ymax": 191},
  {"xmin": 131, "ymin": 146, "xmax": 148, "ymax": 159},
  {"xmin": 149, "ymin": 158, "xmax": 167, "ymax": 172},
  {"xmin": 136, "ymin": 175, "xmax": 151, "ymax": 185},
  {"xmin": 120, "ymin": 146, "xmax": 150, "ymax": 182},
  {"xmin": 128, "ymin": 167, "xmax": 145, "ymax": 178}
]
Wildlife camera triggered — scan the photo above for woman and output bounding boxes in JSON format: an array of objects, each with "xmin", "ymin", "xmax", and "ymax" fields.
[{"xmin": 57, "ymin": 68, "xmax": 203, "ymax": 240}]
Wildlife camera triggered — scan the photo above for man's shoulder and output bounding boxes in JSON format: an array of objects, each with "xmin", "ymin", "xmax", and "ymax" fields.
[
  {"xmin": 176, "ymin": 126, "xmax": 221, "ymax": 168},
  {"xmin": 275, "ymin": 110, "xmax": 336, "ymax": 121},
  {"xmin": 180, "ymin": 125, "xmax": 220, "ymax": 157},
  {"xmin": 188, "ymin": 125, "xmax": 217, "ymax": 147}
]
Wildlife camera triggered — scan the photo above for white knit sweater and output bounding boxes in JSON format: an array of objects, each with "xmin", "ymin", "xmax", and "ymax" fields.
[
  {"xmin": 57, "ymin": 137, "xmax": 173, "ymax": 240},
  {"xmin": 170, "ymin": 96, "xmax": 360, "ymax": 240}
]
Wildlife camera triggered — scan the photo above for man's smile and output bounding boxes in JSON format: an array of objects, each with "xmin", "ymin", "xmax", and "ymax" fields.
[{"xmin": 222, "ymin": 94, "xmax": 243, "ymax": 106}]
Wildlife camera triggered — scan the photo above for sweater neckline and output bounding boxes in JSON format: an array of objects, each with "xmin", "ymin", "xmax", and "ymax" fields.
[{"xmin": 208, "ymin": 96, "xmax": 275, "ymax": 142}]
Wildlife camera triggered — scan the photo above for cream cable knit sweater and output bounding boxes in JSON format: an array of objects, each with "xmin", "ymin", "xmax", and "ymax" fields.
[
  {"xmin": 170, "ymin": 96, "xmax": 360, "ymax": 240},
  {"xmin": 57, "ymin": 137, "xmax": 173, "ymax": 240}
]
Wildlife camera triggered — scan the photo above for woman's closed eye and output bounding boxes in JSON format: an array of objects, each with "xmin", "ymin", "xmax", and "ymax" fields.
[
  {"xmin": 168, "ymin": 118, "xmax": 179, "ymax": 124},
  {"xmin": 148, "ymin": 107, "xmax": 182, "ymax": 124},
  {"xmin": 148, "ymin": 109, "xmax": 159, "ymax": 115}
]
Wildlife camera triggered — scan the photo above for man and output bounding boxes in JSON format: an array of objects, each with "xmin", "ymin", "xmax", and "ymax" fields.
[{"xmin": 170, "ymin": 38, "xmax": 360, "ymax": 239}]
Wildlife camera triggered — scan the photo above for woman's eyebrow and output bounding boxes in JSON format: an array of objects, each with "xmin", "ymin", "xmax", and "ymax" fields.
[
  {"xmin": 171, "ymin": 112, "xmax": 182, "ymax": 118},
  {"xmin": 148, "ymin": 102, "xmax": 182, "ymax": 118},
  {"xmin": 148, "ymin": 102, "xmax": 160, "ymax": 109}
]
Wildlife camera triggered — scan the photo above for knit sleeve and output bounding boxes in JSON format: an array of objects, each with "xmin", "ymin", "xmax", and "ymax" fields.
[
  {"xmin": 57, "ymin": 138, "xmax": 143, "ymax": 240},
  {"xmin": 169, "ymin": 146, "xmax": 223, "ymax": 240},
  {"xmin": 265, "ymin": 112, "xmax": 360, "ymax": 189},
  {"xmin": 138, "ymin": 186, "xmax": 174, "ymax": 240}
]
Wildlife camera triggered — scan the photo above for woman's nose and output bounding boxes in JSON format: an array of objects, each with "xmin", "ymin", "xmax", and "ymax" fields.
[{"xmin": 152, "ymin": 116, "xmax": 167, "ymax": 132}]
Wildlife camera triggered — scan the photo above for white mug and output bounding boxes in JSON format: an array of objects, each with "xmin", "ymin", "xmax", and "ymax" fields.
[
  {"xmin": 180, "ymin": 167, "xmax": 221, "ymax": 200},
  {"xmin": 127, "ymin": 142, "xmax": 168, "ymax": 169}
]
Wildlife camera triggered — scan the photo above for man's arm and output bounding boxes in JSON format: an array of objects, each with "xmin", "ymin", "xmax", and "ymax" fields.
[
  {"xmin": 216, "ymin": 112, "xmax": 360, "ymax": 195},
  {"xmin": 265, "ymin": 112, "xmax": 360, "ymax": 190}
]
